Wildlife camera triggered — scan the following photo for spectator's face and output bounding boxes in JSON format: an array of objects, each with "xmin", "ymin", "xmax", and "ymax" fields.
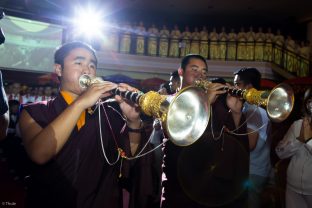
[
  {"xmin": 32, "ymin": 88, "xmax": 39, "ymax": 95},
  {"xmin": 4, "ymin": 85, "xmax": 11, "ymax": 94},
  {"xmin": 27, "ymin": 87, "xmax": 33, "ymax": 94},
  {"xmin": 52, "ymin": 88, "xmax": 58, "ymax": 95},
  {"xmin": 56, "ymin": 48, "xmax": 97, "ymax": 96},
  {"xmin": 11, "ymin": 83, "xmax": 21, "ymax": 94},
  {"xmin": 44, "ymin": 87, "xmax": 52, "ymax": 96},
  {"xmin": 158, "ymin": 87, "xmax": 168, "ymax": 95},
  {"xmin": 181, "ymin": 58, "xmax": 207, "ymax": 88},
  {"xmin": 169, "ymin": 77, "xmax": 180, "ymax": 93},
  {"xmin": 306, "ymin": 98, "xmax": 312, "ymax": 115},
  {"xmin": 38, "ymin": 87, "xmax": 44, "ymax": 95},
  {"xmin": 233, "ymin": 75, "xmax": 248, "ymax": 90}
]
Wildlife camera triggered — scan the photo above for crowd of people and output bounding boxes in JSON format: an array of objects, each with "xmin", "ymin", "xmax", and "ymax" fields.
[
  {"xmin": 82, "ymin": 21, "xmax": 311, "ymax": 77},
  {"xmin": 0, "ymin": 41, "xmax": 311, "ymax": 208},
  {"xmin": 5, "ymin": 83, "xmax": 57, "ymax": 104}
]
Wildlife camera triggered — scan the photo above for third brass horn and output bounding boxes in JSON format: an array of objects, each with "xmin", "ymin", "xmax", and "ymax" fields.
[{"xmin": 195, "ymin": 79, "xmax": 294, "ymax": 123}]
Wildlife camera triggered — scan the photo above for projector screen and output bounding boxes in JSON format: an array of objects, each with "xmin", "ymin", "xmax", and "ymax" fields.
[{"xmin": 0, "ymin": 15, "xmax": 63, "ymax": 72}]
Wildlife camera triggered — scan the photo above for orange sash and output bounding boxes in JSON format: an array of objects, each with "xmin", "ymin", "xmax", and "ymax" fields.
[{"xmin": 60, "ymin": 91, "xmax": 85, "ymax": 130}]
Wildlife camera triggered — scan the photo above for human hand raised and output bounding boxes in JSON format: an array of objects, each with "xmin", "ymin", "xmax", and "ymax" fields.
[
  {"xmin": 205, "ymin": 82, "xmax": 227, "ymax": 104},
  {"xmin": 115, "ymin": 83, "xmax": 141, "ymax": 126},
  {"xmin": 299, "ymin": 116, "xmax": 312, "ymax": 142},
  {"xmin": 75, "ymin": 81, "xmax": 118, "ymax": 110},
  {"xmin": 226, "ymin": 84, "xmax": 244, "ymax": 114}
]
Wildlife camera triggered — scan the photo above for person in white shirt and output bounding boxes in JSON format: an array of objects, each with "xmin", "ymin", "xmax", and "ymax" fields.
[
  {"xmin": 233, "ymin": 67, "xmax": 272, "ymax": 208},
  {"xmin": 276, "ymin": 87, "xmax": 312, "ymax": 208}
]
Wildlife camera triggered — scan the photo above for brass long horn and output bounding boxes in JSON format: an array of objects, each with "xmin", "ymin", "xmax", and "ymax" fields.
[
  {"xmin": 79, "ymin": 74, "xmax": 210, "ymax": 146},
  {"xmin": 195, "ymin": 80, "xmax": 294, "ymax": 123}
]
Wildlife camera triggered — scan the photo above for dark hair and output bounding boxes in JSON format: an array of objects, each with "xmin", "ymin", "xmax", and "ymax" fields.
[
  {"xmin": 159, "ymin": 81, "xmax": 171, "ymax": 94},
  {"xmin": 304, "ymin": 87, "xmax": 312, "ymax": 115},
  {"xmin": 54, "ymin": 41, "xmax": 97, "ymax": 68},
  {"xmin": 8, "ymin": 99, "xmax": 20, "ymax": 106},
  {"xmin": 170, "ymin": 70, "xmax": 179, "ymax": 80},
  {"xmin": 180, "ymin": 54, "xmax": 207, "ymax": 71},
  {"xmin": 233, "ymin": 67, "xmax": 261, "ymax": 90},
  {"xmin": 210, "ymin": 77, "xmax": 226, "ymax": 85}
]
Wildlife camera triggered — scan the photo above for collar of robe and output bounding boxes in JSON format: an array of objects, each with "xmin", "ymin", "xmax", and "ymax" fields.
[{"xmin": 60, "ymin": 90, "xmax": 86, "ymax": 131}]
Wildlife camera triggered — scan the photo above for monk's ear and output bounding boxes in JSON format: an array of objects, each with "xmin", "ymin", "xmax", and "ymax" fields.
[
  {"xmin": 178, "ymin": 67, "xmax": 183, "ymax": 76},
  {"xmin": 54, "ymin": 64, "xmax": 62, "ymax": 77}
]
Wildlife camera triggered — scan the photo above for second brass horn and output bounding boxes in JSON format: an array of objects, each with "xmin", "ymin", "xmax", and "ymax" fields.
[
  {"xmin": 195, "ymin": 80, "xmax": 294, "ymax": 123},
  {"xmin": 79, "ymin": 74, "xmax": 209, "ymax": 146}
]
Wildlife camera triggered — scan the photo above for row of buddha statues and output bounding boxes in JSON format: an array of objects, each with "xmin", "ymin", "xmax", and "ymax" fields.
[{"xmin": 76, "ymin": 22, "xmax": 311, "ymax": 77}]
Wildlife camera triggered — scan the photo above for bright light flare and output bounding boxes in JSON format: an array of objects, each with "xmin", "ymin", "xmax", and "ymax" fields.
[{"xmin": 72, "ymin": 7, "xmax": 106, "ymax": 39}]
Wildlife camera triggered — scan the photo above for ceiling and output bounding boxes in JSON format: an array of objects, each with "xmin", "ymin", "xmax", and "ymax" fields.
[
  {"xmin": 0, "ymin": 0, "xmax": 311, "ymax": 83},
  {"xmin": 0, "ymin": 0, "xmax": 311, "ymax": 39},
  {"xmin": 1, "ymin": 0, "xmax": 312, "ymax": 23},
  {"xmin": 134, "ymin": 0, "xmax": 312, "ymax": 20}
]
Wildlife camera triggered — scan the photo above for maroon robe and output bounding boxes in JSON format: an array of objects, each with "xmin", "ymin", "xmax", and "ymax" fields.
[
  {"xmin": 161, "ymin": 98, "xmax": 250, "ymax": 208},
  {"xmin": 23, "ymin": 93, "xmax": 156, "ymax": 208}
]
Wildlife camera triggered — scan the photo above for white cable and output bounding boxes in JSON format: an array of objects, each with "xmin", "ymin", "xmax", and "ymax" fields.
[
  {"xmin": 97, "ymin": 100, "xmax": 163, "ymax": 162},
  {"xmin": 98, "ymin": 101, "xmax": 120, "ymax": 166},
  {"xmin": 126, "ymin": 140, "xmax": 168, "ymax": 160},
  {"xmin": 210, "ymin": 104, "xmax": 268, "ymax": 139}
]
